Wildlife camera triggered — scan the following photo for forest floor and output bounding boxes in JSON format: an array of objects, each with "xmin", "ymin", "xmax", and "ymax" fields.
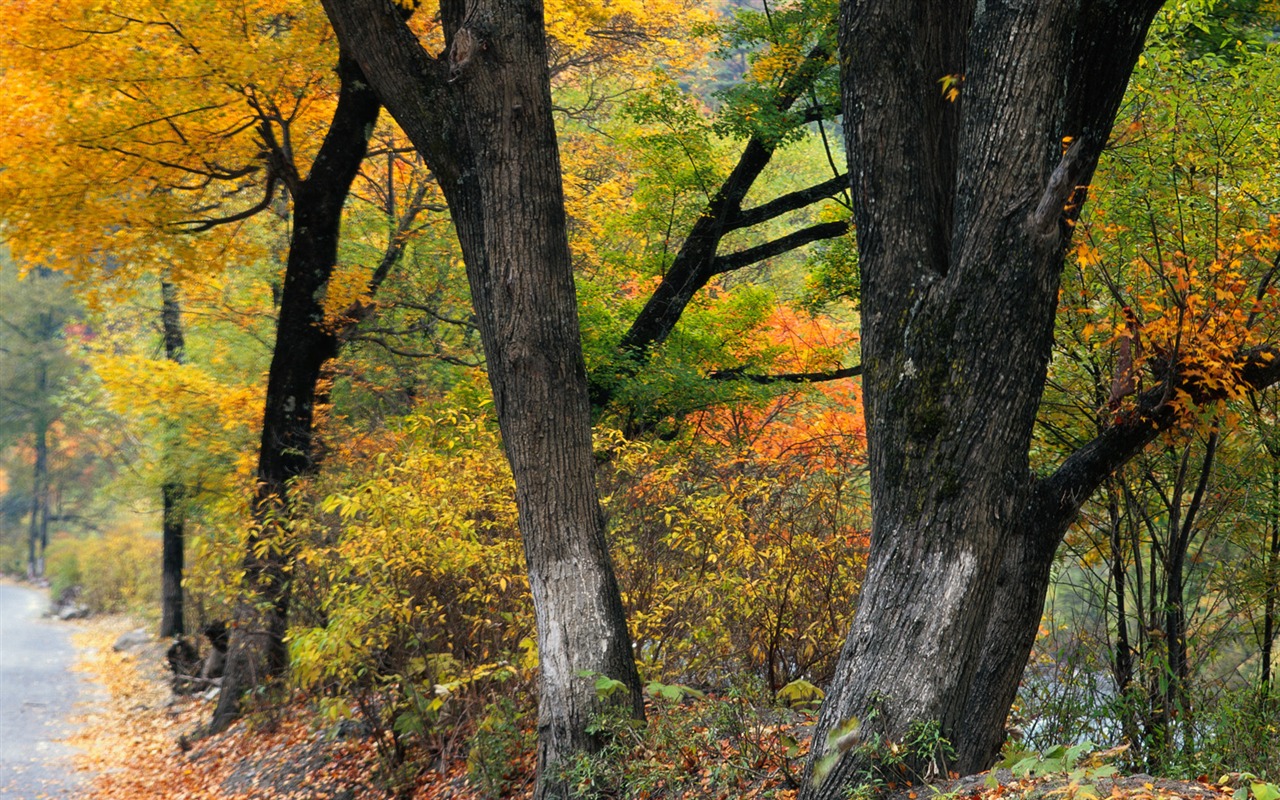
[
  {"xmin": 69, "ymin": 616, "xmax": 465, "ymax": 800},
  {"xmin": 67, "ymin": 614, "xmax": 1257, "ymax": 800}
]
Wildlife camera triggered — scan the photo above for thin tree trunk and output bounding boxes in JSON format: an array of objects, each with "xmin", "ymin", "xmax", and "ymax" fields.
[
  {"xmin": 160, "ymin": 482, "xmax": 185, "ymax": 637},
  {"xmin": 28, "ymin": 364, "xmax": 49, "ymax": 580},
  {"xmin": 1163, "ymin": 433, "xmax": 1215, "ymax": 756},
  {"xmin": 159, "ymin": 278, "xmax": 187, "ymax": 639},
  {"xmin": 209, "ymin": 51, "xmax": 380, "ymax": 735},
  {"xmin": 1106, "ymin": 484, "xmax": 1144, "ymax": 755},
  {"xmin": 1263, "ymin": 464, "xmax": 1279, "ymax": 699}
]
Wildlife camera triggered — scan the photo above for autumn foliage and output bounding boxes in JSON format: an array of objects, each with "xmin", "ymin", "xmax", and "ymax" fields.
[{"xmin": 5, "ymin": 0, "xmax": 1280, "ymax": 796}]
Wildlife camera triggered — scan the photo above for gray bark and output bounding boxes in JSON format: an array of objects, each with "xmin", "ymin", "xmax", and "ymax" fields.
[
  {"xmin": 803, "ymin": 2, "xmax": 1180, "ymax": 795},
  {"xmin": 318, "ymin": 3, "xmax": 644, "ymax": 796}
]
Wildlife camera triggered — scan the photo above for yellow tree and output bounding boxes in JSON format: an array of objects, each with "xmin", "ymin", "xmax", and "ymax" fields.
[
  {"xmin": 0, "ymin": 0, "xmax": 719, "ymax": 747},
  {"xmin": 0, "ymin": 0, "xmax": 394, "ymax": 727}
]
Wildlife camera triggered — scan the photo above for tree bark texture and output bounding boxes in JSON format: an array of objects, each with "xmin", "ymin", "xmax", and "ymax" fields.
[
  {"xmin": 318, "ymin": 4, "xmax": 645, "ymax": 796},
  {"xmin": 209, "ymin": 52, "xmax": 380, "ymax": 734},
  {"xmin": 802, "ymin": 2, "xmax": 1183, "ymax": 795},
  {"xmin": 160, "ymin": 279, "xmax": 187, "ymax": 639}
]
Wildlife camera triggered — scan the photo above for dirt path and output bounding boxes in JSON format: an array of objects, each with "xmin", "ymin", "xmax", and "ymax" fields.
[{"xmin": 0, "ymin": 582, "xmax": 96, "ymax": 799}]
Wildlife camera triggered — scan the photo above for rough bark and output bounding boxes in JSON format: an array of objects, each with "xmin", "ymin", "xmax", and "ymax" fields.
[
  {"xmin": 802, "ymin": 2, "xmax": 1176, "ymax": 794},
  {"xmin": 159, "ymin": 278, "xmax": 187, "ymax": 639},
  {"xmin": 318, "ymin": 3, "xmax": 645, "ymax": 795},
  {"xmin": 209, "ymin": 51, "xmax": 380, "ymax": 734},
  {"xmin": 806, "ymin": 0, "xmax": 1280, "ymax": 790}
]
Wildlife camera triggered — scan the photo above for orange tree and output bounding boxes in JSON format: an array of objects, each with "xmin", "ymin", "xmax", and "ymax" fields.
[
  {"xmin": 1, "ymin": 0, "xmax": 708, "ymax": 742},
  {"xmin": 0, "ymin": 0, "xmax": 386, "ymax": 725}
]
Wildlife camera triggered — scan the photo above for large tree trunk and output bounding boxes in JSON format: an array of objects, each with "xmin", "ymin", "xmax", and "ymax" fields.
[
  {"xmin": 159, "ymin": 278, "xmax": 187, "ymax": 639},
  {"xmin": 318, "ymin": 4, "xmax": 645, "ymax": 796},
  {"xmin": 209, "ymin": 51, "xmax": 380, "ymax": 734},
  {"xmin": 801, "ymin": 3, "xmax": 1168, "ymax": 795}
]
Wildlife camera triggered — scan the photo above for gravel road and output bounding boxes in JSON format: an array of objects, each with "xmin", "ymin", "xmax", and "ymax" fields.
[{"xmin": 0, "ymin": 583, "xmax": 95, "ymax": 799}]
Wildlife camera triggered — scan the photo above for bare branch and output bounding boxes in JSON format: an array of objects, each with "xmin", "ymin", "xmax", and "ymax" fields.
[
  {"xmin": 729, "ymin": 173, "xmax": 849, "ymax": 231},
  {"xmin": 712, "ymin": 220, "xmax": 850, "ymax": 275},
  {"xmin": 176, "ymin": 173, "xmax": 278, "ymax": 231},
  {"xmin": 710, "ymin": 363, "xmax": 862, "ymax": 384}
]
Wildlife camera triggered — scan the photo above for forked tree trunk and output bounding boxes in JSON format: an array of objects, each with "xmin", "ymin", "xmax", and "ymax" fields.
[
  {"xmin": 159, "ymin": 278, "xmax": 187, "ymax": 639},
  {"xmin": 318, "ymin": 3, "xmax": 645, "ymax": 796},
  {"xmin": 209, "ymin": 52, "xmax": 380, "ymax": 734},
  {"xmin": 802, "ymin": 3, "xmax": 1170, "ymax": 795}
]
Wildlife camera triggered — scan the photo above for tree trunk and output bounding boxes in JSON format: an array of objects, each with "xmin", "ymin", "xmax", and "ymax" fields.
[
  {"xmin": 1263, "ymin": 463, "xmax": 1279, "ymax": 700},
  {"xmin": 160, "ymin": 482, "xmax": 185, "ymax": 637},
  {"xmin": 802, "ymin": 3, "xmax": 1168, "ymax": 795},
  {"xmin": 317, "ymin": 4, "xmax": 646, "ymax": 795},
  {"xmin": 209, "ymin": 51, "xmax": 380, "ymax": 734},
  {"xmin": 159, "ymin": 278, "xmax": 187, "ymax": 639},
  {"xmin": 1106, "ymin": 484, "xmax": 1145, "ymax": 757},
  {"xmin": 27, "ymin": 366, "xmax": 49, "ymax": 580},
  {"xmin": 1162, "ymin": 434, "xmax": 1214, "ymax": 758}
]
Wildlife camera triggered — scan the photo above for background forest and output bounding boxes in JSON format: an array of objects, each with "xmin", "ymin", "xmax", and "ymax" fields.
[{"xmin": 0, "ymin": 0, "xmax": 1278, "ymax": 796}]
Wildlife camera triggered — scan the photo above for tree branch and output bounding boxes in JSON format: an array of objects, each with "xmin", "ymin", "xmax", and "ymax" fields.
[
  {"xmin": 712, "ymin": 220, "xmax": 850, "ymax": 275},
  {"xmin": 1030, "ymin": 345, "xmax": 1280, "ymax": 543},
  {"xmin": 728, "ymin": 173, "xmax": 849, "ymax": 232},
  {"xmin": 321, "ymin": 0, "xmax": 461, "ymax": 188},
  {"xmin": 710, "ymin": 363, "xmax": 862, "ymax": 384},
  {"xmin": 611, "ymin": 30, "xmax": 839, "ymax": 367},
  {"xmin": 175, "ymin": 172, "xmax": 278, "ymax": 232}
]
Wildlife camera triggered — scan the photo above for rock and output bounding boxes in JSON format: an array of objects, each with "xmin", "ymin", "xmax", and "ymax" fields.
[
  {"xmin": 56, "ymin": 604, "xmax": 89, "ymax": 620},
  {"xmin": 113, "ymin": 628, "xmax": 152, "ymax": 652},
  {"xmin": 48, "ymin": 585, "xmax": 89, "ymax": 620}
]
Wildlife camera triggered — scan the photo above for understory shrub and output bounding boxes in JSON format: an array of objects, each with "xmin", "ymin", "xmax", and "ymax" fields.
[
  {"xmin": 285, "ymin": 388, "xmax": 869, "ymax": 788},
  {"xmin": 44, "ymin": 530, "xmax": 160, "ymax": 615}
]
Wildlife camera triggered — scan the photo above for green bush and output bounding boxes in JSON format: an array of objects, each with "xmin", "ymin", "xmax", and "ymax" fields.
[
  {"xmin": 1195, "ymin": 690, "xmax": 1280, "ymax": 779},
  {"xmin": 561, "ymin": 675, "xmax": 809, "ymax": 799},
  {"xmin": 467, "ymin": 697, "xmax": 535, "ymax": 799}
]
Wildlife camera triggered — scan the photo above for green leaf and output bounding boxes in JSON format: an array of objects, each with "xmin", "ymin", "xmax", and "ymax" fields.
[
  {"xmin": 812, "ymin": 750, "xmax": 842, "ymax": 787},
  {"xmin": 777, "ymin": 677, "xmax": 825, "ymax": 706},
  {"xmin": 1250, "ymin": 783, "xmax": 1280, "ymax": 800},
  {"xmin": 1064, "ymin": 741, "xmax": 1094, "ymax": 766},
  {"xmin": 644, "ymin": 680, "xmax": 705, "ymax": 701},
  {"xmin": 593, "ymin": 675, "xmax": 627, "ymax": 698},
  {"xmin": 781, "ymin": 733, "xmax": 802, "ymax": 758},
  {"xmin": 1011, "ymin": 755, "xmax": 1042, "ymax": 778}
]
